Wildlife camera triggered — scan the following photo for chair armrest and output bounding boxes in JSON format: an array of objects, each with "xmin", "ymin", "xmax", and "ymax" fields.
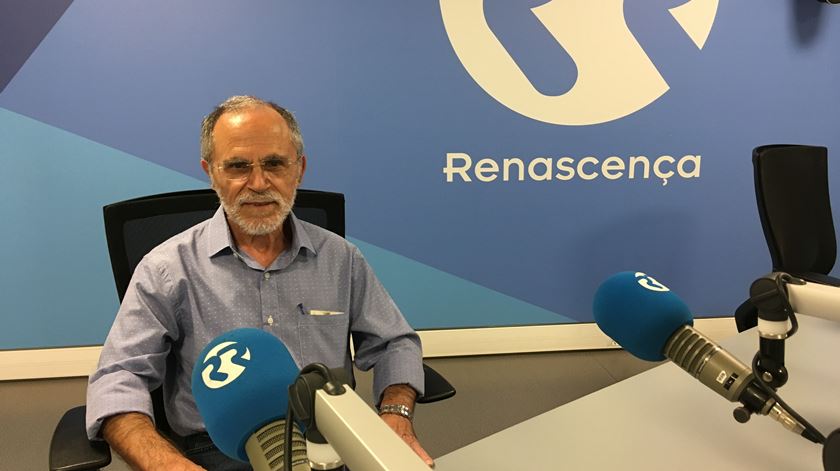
[
  {"xmin": 417, "ymin": 363, "xmax": 456, "ymax": 404},
  {"xmin": 790, "ymin": 272, "xmax": 840, "ymax": 287},
  {"xmin": 49, "ymin": 406, "xmax": 111, "ymax": 471}
]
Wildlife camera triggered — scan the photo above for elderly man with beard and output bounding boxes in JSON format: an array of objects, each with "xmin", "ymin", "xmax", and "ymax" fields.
[{"xmin": 85, "ymin": 96, "xmax": 432, "ymax": 470}]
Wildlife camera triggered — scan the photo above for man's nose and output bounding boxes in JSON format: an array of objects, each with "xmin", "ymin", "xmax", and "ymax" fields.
[{"xmin": 246, "ymin": 164, "xmax": 271, "ymax": 191}]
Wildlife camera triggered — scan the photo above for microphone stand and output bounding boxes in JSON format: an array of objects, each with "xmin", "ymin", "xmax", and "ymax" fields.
[
  {"xmin": 748, "ymin": 272, "xmax": 799, "ymax": 389},
  {"xmin": 286, "ymin": 363, "xmax": 430, "ymax": 471},
  {"xmin": 746, "ymin": 273, "xmax": 840, "ymax": 470},
  {"xmin": 288, "ymin": 364, "xmax": 346, "ymax": 470}
]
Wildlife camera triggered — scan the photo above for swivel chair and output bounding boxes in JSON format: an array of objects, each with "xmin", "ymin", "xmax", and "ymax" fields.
[
  {"xmin": 49, "ymin": 188, "xmax": 455, "ymax": 471},
  {"xmin": 735, "ymin": 145, "xmax": 840, "ymax": 332}
]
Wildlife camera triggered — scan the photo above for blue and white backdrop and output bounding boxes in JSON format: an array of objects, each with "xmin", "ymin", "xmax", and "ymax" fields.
[{"xmin": 2, "ymin": 1, "xmax": 840, "ymax": 350}]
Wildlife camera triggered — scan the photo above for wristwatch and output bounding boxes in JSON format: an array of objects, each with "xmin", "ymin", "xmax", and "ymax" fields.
[{"xmin": 378, "ymin": 403, "xmax": 414, "ymax": 421}]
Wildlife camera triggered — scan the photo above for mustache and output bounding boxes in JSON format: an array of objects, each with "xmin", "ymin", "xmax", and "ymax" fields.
[{"xmin": 235, "ymin": 191, "xmax": 283, "ymax": 205}]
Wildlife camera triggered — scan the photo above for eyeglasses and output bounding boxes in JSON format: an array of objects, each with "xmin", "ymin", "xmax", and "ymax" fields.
[{"xmin": 214, "ymin": 156, "xmax": 301, "ymax": 181}]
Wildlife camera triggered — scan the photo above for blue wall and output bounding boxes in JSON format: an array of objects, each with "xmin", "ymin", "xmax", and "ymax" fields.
[{"xmin": 2, "ymin": 1, "xmax": 840, "ymax": 349}]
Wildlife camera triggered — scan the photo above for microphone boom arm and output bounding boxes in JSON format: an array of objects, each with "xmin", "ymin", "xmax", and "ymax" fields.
[
  {"xmin": 313, "ymin": 387, "xmax": 430, "ymax": 471},
  {"xmin": 287, "ymin": 363, "xmax": 429, "ymax": 471}
]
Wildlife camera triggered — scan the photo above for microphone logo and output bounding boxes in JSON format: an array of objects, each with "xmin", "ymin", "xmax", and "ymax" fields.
[
  {"xmin": 200, "ymin": 341, "xmax": 251, "ymax": 389},
  {"xmin": 439, "ymin": 0, "xmax": 718, "ymax": 125},
  {"xmin": 634, "ymin": 272, "xmax": 670, "ymax": 292}
]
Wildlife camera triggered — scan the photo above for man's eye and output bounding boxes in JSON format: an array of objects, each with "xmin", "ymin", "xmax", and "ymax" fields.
[
  {"xmin": 225, "ymin": 161, "xmax": 251, "ymax": 170},
  {"xmin": 262, "ymin": 159, "xmax": 287, "ymax": 170}
]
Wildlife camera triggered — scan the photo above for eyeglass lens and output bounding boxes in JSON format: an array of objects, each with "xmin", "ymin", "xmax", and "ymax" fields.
[{"xmin": 220, "ymin": 157, "xmax": 297, "ymax": 180}]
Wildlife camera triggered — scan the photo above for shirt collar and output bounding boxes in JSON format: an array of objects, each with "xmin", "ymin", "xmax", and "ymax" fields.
[
  {"xmin": 205, "ymin": 206, "xmax": 317, "ymax": 259},
  {"xmin": 287, "ymin": 211, "xmax": 317, "ymax": 259}
]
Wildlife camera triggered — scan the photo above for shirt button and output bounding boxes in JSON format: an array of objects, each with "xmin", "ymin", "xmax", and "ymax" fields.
[
  {"xmin": 267, "ymin": 316, "xmax": 274, "ymax": 325},
  {"xmin": 264, "ymin": 272, "xmax": 271, "ymax": 280}
]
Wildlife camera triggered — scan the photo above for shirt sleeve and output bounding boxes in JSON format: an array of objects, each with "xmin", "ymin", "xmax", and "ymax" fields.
[
  {"xmin": 85, "ymin": 255, "xmax": 180, "ymax": 440},
  {"xmin": 347, "ymin": 245, "xmax": 424, "ymax": 404}
]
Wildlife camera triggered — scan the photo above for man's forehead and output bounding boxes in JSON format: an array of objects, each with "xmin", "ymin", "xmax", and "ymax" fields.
[
  {"xmin": 213, "ymin": 109, "xmax": 293, "ymax": 151},
  {"xmin": 216, "ymin": 105, "xmax": 288, "ymax": 131}
]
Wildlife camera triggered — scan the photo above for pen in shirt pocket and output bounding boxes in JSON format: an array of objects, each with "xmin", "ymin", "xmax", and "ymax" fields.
[{"xmin": 297, "ymin": 303, "xmax": 344, "ymax": 316}]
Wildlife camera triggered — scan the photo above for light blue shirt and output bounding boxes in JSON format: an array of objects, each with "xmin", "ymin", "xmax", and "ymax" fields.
[{"xmin": 86, "ymin": 207, "xmax": 424, "ymax": 439}]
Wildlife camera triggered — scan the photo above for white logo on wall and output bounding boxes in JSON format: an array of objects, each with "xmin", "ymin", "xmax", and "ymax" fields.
[
  {"xmin": 635, "ymin": 272, "xmax": 670, "ymax": 292},
  {"xmin": 440, "ymin": 0, "xmax": 719, "ymax": 125},
  {"xmin": 201, "ymin": 341, "xmax": 251, "ymax": 389}
]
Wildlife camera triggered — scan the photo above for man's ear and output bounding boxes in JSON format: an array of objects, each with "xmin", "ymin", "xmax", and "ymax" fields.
[
  {"xmin": 297, "ymin": 155, "xmax": 307, "ymax": 184},
  {"xmin": 200, "ymin": 159, "xmax": 211, "ymax": 177}
]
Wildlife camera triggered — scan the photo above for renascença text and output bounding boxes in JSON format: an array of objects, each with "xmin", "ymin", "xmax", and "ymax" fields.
[{"xmin": 442, "ymin": 152, "xmax": 701, "ymax": 186}]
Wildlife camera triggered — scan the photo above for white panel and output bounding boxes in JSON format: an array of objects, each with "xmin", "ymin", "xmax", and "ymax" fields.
[{"xmin": 0, "ymin": 318, "xmax": 737, "ymax": 380}]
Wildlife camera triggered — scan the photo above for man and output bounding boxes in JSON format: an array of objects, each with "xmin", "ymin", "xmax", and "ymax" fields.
[{"xmin": 86, "ymin": 95, "xmax": 433, "ymax": 469}]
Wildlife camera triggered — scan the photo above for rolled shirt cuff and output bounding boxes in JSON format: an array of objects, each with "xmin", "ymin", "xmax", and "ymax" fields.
[
  {"xmin": 371, "ymin": 343, "xmax": 425, "ymax": 405},
  {"xmin": 85, "ymin": 369, "xmax": 155, "ymax": 440}
]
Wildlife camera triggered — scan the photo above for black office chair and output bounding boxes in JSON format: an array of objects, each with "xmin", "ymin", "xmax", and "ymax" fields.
[
  {"xmin": 49, "ymin": 188, "xmax": 455, "ymax": 471},
  {"xmin": 735, "ymin": 145, "xmax": 840, "ymax": 332}
]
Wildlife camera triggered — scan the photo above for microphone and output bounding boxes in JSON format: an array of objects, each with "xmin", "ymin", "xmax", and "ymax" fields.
[
  {"xmin": 190, "ymin": 328, "xmax": 309, "ymax": 470},
  {"xmin": 593, "ymin": 271, "xmax": 821, "ymax": 443}
]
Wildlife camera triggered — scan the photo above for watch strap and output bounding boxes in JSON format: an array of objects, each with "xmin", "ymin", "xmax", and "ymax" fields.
[{"xmin": 378, "ymin": 403, "xmax": 414, "ymax": 421}]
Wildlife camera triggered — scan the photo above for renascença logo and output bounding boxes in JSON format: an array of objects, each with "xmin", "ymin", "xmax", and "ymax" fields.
[
  {"xmin": 200, "ymin": 341, "xmax": 251, "ymax": 389},
  {"xmin": 440, "ymin": 0, "xmax": 719, "ymax": 125},
  {"xmin": 635, "ymin": 272, "xmax": 670, "ymax": 292}
]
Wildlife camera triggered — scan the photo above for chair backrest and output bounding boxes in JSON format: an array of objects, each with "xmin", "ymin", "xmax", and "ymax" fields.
[
  {"xmin": 736, "ymin": 145, "xmax": 838, "ymax": 332},
  {"xmin": 102, "ymin": 188, "xmax": 345, "ymax": 433},
  {"xmin": 104, "ymin": 188, "xmax": 345, "ymax": 301},
  {"xmin": 753, "ymin": 144, "xmax": 836, "ymax": 278}
]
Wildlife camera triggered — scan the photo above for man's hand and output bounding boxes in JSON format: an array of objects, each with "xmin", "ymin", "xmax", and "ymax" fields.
[
  {"xmin": 379, "ymin": 384, "xmax": 434, "ymax": 467},
  {"xmin": 102, "ymin": 412, "xmax": 205, "ymax": 471},
  {"xmin": 379, "ymin": 411, "xmax": 434, "ymax": 467}
]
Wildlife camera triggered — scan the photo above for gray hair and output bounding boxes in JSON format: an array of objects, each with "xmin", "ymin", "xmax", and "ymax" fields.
[{"xmin": 200, "ymin": 95, "xmax": 304, "ymax": 162}]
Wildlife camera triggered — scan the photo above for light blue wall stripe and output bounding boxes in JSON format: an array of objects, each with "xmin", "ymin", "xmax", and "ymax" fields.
[
  {"xmin": 351, "ymin": 238, "xmax": 575, "ymax": 329},
  {"xmin": 0, "ymin": 108, "xmax": 205, "ymax": 349}
]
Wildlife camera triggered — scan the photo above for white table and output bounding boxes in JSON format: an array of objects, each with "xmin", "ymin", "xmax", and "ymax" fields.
[{"xmin": 436, "ymin": 316, "xmax": 840, "ymax": 470}]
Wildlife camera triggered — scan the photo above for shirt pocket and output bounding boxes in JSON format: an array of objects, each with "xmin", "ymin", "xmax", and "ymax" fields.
[{"xmin": 298, "ymin": 312, "xmax": 350, "ymax": 368}]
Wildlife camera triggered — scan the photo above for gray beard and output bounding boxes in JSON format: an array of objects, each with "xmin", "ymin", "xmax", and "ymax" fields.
[{"xmin": 214, "ymin": 184, "xmax": 296, "ymax": 236}]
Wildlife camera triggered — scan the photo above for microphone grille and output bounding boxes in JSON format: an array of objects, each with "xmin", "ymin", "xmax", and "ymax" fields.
[
  {"xmin": 663, "ymin": 325, "xmax": 718, "ymax": 377},
  {"xmin": 245, "ymin": 420, "xmax": 309, "ymax": 471}
]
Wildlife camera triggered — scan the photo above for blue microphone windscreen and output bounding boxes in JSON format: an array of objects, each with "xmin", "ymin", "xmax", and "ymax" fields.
[
  {"xmin": 191, "ymin": 328, "xmax": 298, "ymax": 461},
  {"xmin": 593, "ymin": 271, "xmax": 693, "ymax": 361}
]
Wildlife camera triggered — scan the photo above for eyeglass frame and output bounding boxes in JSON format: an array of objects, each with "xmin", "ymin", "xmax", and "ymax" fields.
[{"xmin": 212, "ymin": 154, "xmax": 303, "ymax": 181}]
